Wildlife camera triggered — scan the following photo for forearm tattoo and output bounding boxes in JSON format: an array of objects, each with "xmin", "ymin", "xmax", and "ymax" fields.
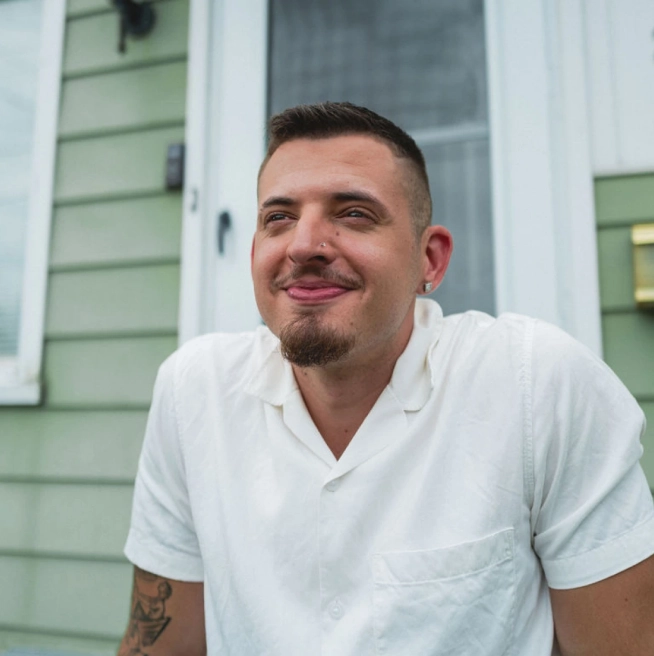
[{"xmin": 118, "ymin": 568, "xmax": 173, "ymax": 656}]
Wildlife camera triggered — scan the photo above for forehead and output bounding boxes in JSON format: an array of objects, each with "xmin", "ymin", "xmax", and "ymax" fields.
[{"xmin": 258, "ymin": 135, "xmax": 406, "ymax": 200}]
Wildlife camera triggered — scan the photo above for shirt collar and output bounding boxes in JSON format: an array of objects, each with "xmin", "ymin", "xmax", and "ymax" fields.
[
  {"xmin": 388, "ymin": 298, "xmax": 443, "ymax": 411},
  {"xmin": 244, "ymin": 298, "xmax": 443, "ymax": 411},
  {"xmin": 243, "ymin": 326, "xmax": 298, "ymax": 405}
]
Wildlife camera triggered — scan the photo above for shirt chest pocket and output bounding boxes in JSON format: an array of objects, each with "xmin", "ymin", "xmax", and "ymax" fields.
[{"xmin": 371, "ymin": 528, "xmax": 516, "ymax": 656}]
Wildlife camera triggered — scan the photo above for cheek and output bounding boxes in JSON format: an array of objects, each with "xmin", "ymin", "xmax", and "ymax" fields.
[
  {"xmin": 251, "ymin": 254, "xmax": 272, "ymax": 305},
  {"xmin": 357, "ymin": 242, "xmax": 418, "ymax": 287},
  {"xmin": 251, "ymin": 239, "xmax": 277, "ymax": 277}
]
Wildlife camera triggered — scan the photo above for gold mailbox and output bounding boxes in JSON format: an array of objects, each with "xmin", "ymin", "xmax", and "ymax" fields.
[{"xmin": 632, "ymin": 223, "xmax": 654, "ymax": 308}]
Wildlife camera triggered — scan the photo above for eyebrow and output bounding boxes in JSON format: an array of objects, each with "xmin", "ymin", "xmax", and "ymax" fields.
[
  {"xmin": 331, "ymin": 190, "xmax": 385, "ymax": 206},
  {"xmin": 332, "ymin": 191, "xmax": 391, "ymax": 221},
  {"xmin": 260, "ymin": 196, "xmax": 295, "ymax": 210},
  {"xmin": 260, "ymin": 190, "xmax": 387, "ymax": 211}
]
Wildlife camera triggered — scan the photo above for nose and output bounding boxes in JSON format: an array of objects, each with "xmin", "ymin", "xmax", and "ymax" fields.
[{"xmin": 286, "ymin": 212, "xmax": 334, "ymax": 265}]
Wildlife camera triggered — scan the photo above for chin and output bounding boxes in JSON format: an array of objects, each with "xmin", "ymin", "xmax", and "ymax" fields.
[{"xmin": 278, "ymin": 312, "xmax": 356, "ymax": 368}]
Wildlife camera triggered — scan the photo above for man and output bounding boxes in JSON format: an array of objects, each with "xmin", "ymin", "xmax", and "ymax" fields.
[{"xmin": 119, "ymin": 102, "xmax": 654, "ymax": 655}]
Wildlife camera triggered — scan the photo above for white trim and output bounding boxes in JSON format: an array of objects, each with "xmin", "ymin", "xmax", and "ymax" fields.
[
  {"xmin": 180, "ymin": 0, "xmax": 267, "ymax": 337},
  {"xmin": 484, "ymin": 0, "xmax": 511, "ymax": 319},
  {"xmin": 202, "ymin": 0, "xmax": 268, "ymax": 333},
  {"xmin": 485, "ymin": 0, "xmax": 559, "ymax": 322},
  {"xmin": 584, "ymin": 0, "xmax": 654, "ymax": 175},
  {"xmin": 552, "ymin": 0, "xmax": 602, "ymax": 355},
  {"xmin": 0, "ymin": 382, "xmax": 40, "ymax": 406},
  {"xmin": 178, "ymin": 0, "xmax": 211, "ymax": 345},
  {"xmin": 583, "ymin": 0, "xmax": 621, "ymax": 173},
  {"xmin": 593, "ymin": 166, "xmax": 654, "ymax": 180},
  {"xmin": 411, "ymin": 123, "xmax": 489, "ymax": 146},
  {"xmin": 0, "ymin": 0, "xmax": 66, "ymax": 405},
  {"xmin": 485, "ymin": 0, "xmax": 602, "ymax": 354}
]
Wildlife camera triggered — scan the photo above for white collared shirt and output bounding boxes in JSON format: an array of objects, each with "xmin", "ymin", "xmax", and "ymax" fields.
[{"xmin": 125, "ymin": 299, "xmax": 654, "ymax": 655}]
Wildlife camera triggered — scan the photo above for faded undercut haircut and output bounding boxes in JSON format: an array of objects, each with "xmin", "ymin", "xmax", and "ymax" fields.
[{"xmin": 260, "ymin": 101, "xmax": 433, "ymax": 238}]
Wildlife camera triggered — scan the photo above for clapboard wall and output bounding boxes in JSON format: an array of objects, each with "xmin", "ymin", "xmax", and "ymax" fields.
[
  {"xmin": 596, "ymin": 173, "xmax": 654, "ymax": 487},
  {"xmin": 0, "ymin": 0, "xmax": 188, "ymax": 651}
]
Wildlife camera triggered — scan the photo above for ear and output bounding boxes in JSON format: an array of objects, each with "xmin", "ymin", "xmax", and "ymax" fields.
[{"xmin": 416, "ymin": 225, "xmax": 453, "ymax": 294}]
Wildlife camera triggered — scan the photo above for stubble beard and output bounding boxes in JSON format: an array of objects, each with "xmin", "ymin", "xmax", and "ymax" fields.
[{"xmin": 279, "ymin": 312, "xmax": 356, "ymax": 368}]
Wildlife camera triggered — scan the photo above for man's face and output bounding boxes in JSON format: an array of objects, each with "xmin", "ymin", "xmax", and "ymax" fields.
[{"xmin": 252, "ymin": 134, "xmax": 428, "ymax": 369}]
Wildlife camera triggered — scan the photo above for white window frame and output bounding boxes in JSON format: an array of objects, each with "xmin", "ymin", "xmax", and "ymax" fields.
[
  {"xmin": 0, "ymin": 0, "xmax": 66, "ymax": 405},
  {"xmin": 181, "ymin": 0, "xmax": 603, "ymax": 355}
]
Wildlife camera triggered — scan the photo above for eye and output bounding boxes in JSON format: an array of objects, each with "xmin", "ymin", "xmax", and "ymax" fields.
[
  {"xmin": 339, "ymin": 208, "xmax": 376, "ymax": 225},
  {"xmin": 264, "ymin": 212, "xmax": 291, "ymax": 225}
]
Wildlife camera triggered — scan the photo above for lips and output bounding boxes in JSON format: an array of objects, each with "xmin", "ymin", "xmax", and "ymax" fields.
[
  {"xmin": 278, "ymin": 272, "xmax": 360, "ymax": 303},
  {"xmin": 285, "ymin": 284, "xmax": 351, "ymax": 302}
]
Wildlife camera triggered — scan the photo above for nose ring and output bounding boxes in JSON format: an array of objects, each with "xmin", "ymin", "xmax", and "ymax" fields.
[{"xmin": 319, "ymin": 242, "xmax": 326, "ymax": 248}]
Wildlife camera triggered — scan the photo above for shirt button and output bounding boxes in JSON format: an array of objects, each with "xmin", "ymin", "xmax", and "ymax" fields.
[
  {"xmin": 329, "ymin": 599, "xmax": 344, "ymax": 620},
  {"xmin": 325, "ymin": 479, "xmax": 339, "ymax": 492}
]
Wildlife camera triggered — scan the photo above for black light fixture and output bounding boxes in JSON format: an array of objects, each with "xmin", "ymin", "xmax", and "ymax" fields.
[{"xmin": 110, "ymin": 0, "xmax": 156, "ymax": 54}]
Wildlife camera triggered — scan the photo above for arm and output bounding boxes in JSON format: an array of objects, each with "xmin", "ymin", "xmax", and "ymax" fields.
[
  {"xmin": 550, "ymin": 555, "xmax": 654, "ymax": 656},
  {"xmin": 528, "ymin": 323, "xmax": 654, "ymax": 653},
  {"xmin": 117, "ymin": 566, "xmax": 206, "ymax": 656}
]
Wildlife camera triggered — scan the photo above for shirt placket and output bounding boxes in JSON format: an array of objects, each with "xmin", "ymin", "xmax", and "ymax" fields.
[{"xmin": 318, "ymin": 473, "xmax": 350, "ymax": 655}]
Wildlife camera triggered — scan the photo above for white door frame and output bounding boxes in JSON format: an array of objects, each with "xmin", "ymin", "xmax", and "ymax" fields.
[
  {"xmin": 485, "ymin": 0, "xmax": 602, "ymax": 354},
  {"xmin": 180, "ymin": 0, "xmax": 603, "ymax": 354},
  {"xmin": 179, "ymin": 0, "xmax": 266, "ymax": 340},
  {"xmin": 178, "ymin": 0, "xmax": 210, "ymax": 345}
]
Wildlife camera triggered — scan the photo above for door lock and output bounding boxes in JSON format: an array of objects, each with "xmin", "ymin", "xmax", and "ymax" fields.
[{"xmin": 217, "ymin": 211, "xmax": 232, "ymax": 254}]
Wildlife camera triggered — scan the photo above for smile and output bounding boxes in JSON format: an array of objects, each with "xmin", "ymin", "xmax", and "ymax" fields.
[{"xmin": 285, "ymin": 285, "xmax": 352, "ymax": 302}]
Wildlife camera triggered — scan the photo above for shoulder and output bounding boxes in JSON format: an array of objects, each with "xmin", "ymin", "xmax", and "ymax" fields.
[
  {"xmin": 159, "ymin": 327, "xmax": 279, "ymax": 397},
  {"xmin": 432, "ymin": 310, "xmax": 634, "ymax": 408},
  {"xmin": 438, "ymin": 309, "xmax": 609, "ymax": 380},
  {"xmin": 438, "ymin": 308, "xmax": 538, "ymax": 348},
  {"xmin": 527, "ymin": 319, "xmax": 627, "ymax": 398},
  {"xmin": 525, "ymin": 319, "xmax": 644, "ymax": 469},
  {"xmin": 434, "ymin": 308, "xmax": 537, "ymax": 371}
]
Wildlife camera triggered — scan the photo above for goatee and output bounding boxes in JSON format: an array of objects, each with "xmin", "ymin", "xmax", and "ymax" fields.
[{"xmin": 279, "ymin": 313, "xmax": 355, "ymax": 367}]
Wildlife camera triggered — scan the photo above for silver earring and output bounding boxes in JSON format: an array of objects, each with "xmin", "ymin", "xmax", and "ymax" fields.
[{"xmin": 423, "ymin": 282, "xmax": 433, "ymax": 293}]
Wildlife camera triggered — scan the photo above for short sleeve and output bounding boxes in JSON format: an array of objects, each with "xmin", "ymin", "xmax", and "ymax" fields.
[
  {"xmin": 530, "ymin": 321, "xmax": 654, "ymax": 589},
  {"xmin": 124, "ymin": 352, "xmax": 204, "ymax": 582}
]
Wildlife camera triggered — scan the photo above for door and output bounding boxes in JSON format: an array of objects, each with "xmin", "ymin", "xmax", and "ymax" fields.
[{"xmin": 200, "ymin": 0, "xmax": 495, "ymax": 333}]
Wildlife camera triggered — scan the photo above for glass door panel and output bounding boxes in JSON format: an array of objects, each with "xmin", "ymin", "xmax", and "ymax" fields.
[{"xmin": 205, "ymin": 0, "xmax": 494, "ymax": 332}]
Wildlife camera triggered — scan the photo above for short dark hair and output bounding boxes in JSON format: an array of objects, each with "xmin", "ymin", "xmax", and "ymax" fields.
[{"xmin": 260, "ymin": 102, "xmax": 432, "ymax": 237}]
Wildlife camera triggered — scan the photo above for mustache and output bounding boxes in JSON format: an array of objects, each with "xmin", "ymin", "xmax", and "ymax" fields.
[{"xmin": 273, "ymin": 265, "xmax": 363, "ymax": 291}]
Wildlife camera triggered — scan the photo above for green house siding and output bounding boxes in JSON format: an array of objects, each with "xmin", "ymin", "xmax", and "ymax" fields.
[
  {"xmin": 0, "ymin": 0, "xmax": 188, "ymax": 650},
  {"xmin": 596, "ymin": 173, "xmax": 654, "ymax": 488}
]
